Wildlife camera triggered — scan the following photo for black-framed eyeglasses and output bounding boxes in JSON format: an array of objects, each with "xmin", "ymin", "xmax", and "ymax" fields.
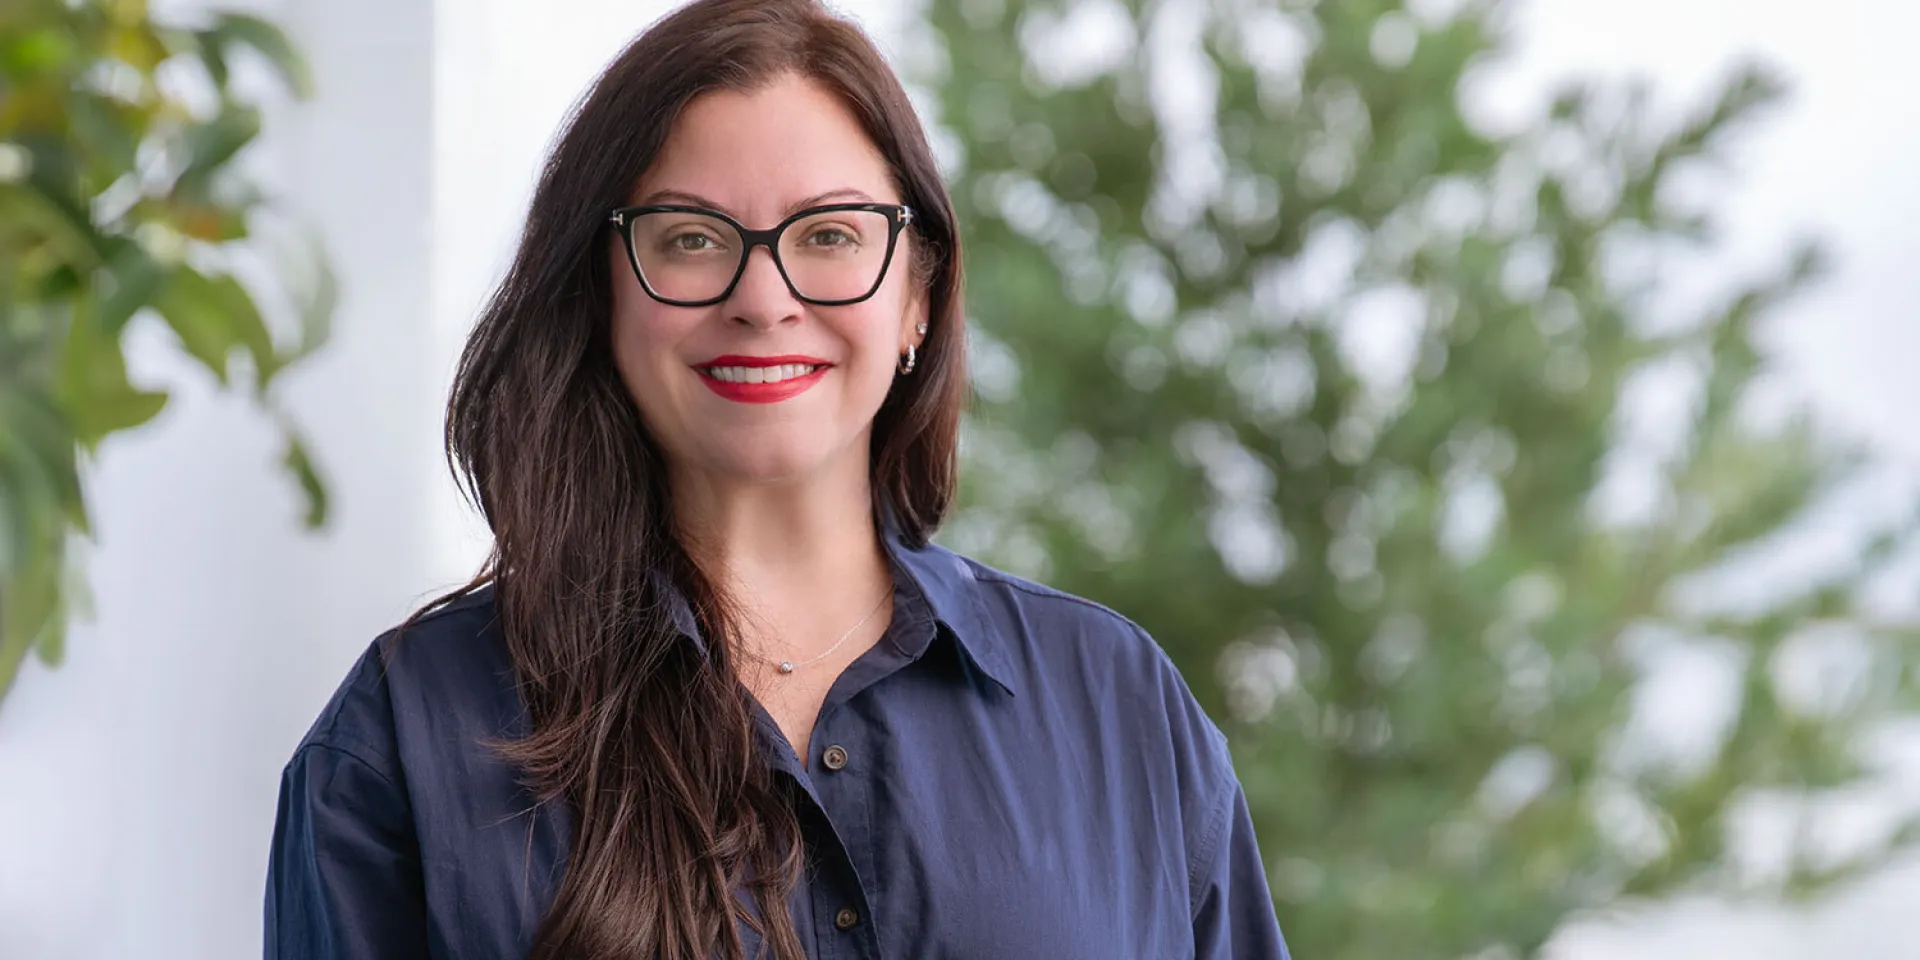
[{"xmin": 608, "ymin": 201, "xmax": 915, "ymax": 307}]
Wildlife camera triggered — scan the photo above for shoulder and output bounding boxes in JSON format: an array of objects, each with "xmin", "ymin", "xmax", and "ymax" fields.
[
  {"xmin": 911, "ymin": 535, "xmax": 1159, "ymax": 656},
  {"xmin": 932, "ymin": 542, "xmax": 1233, "ymax": 766},
  {"xmin": 290, "ymin": 584, "xmax": 509, "ymax": 770},
  {"xmin": 375, "ymin": 584, "xmax": 511, "ymax": 699},
  {"xmin": 932, "ymin": 545, "xmax": 1243, "ymax": 895},
  {"xmin": 954, "ymin": 550, "xmax": 1211, "ymax": 705},
  {"xmin": 958, "ymin": 554, "xmax": 1142, "ymax": 636}
]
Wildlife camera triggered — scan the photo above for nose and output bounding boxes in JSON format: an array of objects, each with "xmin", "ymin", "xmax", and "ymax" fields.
[{"xmin": 724, "ymin": 243, "xmax": 802, "ymax": 330}]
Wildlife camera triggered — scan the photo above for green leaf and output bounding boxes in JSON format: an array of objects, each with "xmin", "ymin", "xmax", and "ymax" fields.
[
  {"xmin": 96, "ymin": 239, "xmax": 171, "ymax": 334},
  {"xmin": 0, "ymin": 22, "xmax": 81, "ymax": 77},
  {"xmin": 280, "ymin": 428, "xmax": 328, "ymax": 528},
  {"xmin": 34, "ymin": 601, "xmax": 65, "ymax": 668},
  {"xmin": 0, "ymin": 435, "xmax": 63, "ymax": 698},
  {"xmin": 65, "ymin": 91, "xmax": 140, "ymax": 183},
  {"xmin": 206, "ymin": 273, "xmax": 276, "ymax": 388},
  {"xmin": 258, "ymin": 228, "xmax": 337, "ymax": 383},
  {"xmin": 0, "ymin": 182, "xmax": 105, "ymax": 271},
  {"xmin": 84, "ymin": 388, "xmax": 167, "ymax": 440},
  {"xmin": 0, "ymin": 599, "xmax": 29, "ymax": 707},
  {"xmin": 171, "ymin": 103, "xmax": 262, "ymax": 201},
  {"xmin": 207, "ymin": 13, "xmax": 314, "ymax": 99},
  {"xmin": 187, "ymin": 29, "xmax": 231, "ymax": 88},
  {"xmin": 152, "ymin": 267, "xmax": 235, "ymax": 383},
  {"xmin": 1, "ymin": 387, "xmax": 82, "ymax": 528},
  {"xmin": 60, "ymin": 287, "xmax": 170, "ymax": 451},
  {"xmin": 0, "ymin": 553, "xmax": 61, "ymax": 698},
  {"xmin": 152, "ymin": 267, "xmax": 275, "ymax": 387},
  {"xmin": 0, "ymin": 432, "xmax": 50, "ymax": 578},
  {"xmin": 296, "ymin": 235, "xmax": 338, "ymax": 359}
]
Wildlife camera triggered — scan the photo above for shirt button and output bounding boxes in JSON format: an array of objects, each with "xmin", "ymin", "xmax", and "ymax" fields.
[
  {"xmin": 822, "ymin": 744, "xmax": 849, "ymax": 771},
  {"xmin": 834, "ymin": 906, "xmax": 860, "ymax": 931}
]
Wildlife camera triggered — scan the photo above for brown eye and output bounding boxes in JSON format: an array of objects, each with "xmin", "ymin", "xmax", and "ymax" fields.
[{"xmin": 804, "ymin": 225, "xmax": 861, "ymax": 250}]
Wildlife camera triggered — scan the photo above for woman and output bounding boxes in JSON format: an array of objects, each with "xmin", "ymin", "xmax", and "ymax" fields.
[{"xmin": 265, "ymin": 0, "xmax": 1288, "ymax": 957}]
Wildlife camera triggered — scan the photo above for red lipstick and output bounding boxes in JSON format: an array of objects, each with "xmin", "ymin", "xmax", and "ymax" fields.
[{"xmin": 695, "ymin": 354, "xmax": 831, "ymax": 404}]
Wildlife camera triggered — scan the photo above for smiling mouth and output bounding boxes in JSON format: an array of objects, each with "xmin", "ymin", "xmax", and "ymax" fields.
[{"xmin": 701, "ymin": 362, "xmax": 827, "ymax": 384}]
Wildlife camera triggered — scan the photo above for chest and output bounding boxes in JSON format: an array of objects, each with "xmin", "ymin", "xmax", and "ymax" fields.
[
  {"xmin": 744, "ymin": 667, "xmax": 838, "ymax": 763},
  {"xmin": 411, "ymin": 660, "xmax": 1196, "ymax": 959},
  {"xmin": 739, "ymin": 616, "xmax": 894, "ymax": 764},
  {"xmin": 774, "ymin": 689, "xmax": 1194, "ymax": 959}
]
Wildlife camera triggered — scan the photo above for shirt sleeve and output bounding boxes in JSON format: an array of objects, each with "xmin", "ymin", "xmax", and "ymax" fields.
[
  {"xmin": 265, "ymin": 742, "xmax": 431, "ymax": 959},
  {"xmin": 1191, "ymin": 783, "xmax": 1291, "ymax": 959}
]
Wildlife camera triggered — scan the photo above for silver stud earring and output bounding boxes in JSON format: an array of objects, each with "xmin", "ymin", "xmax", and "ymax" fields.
[
  {"xmin": 916, "ymin": 322, "xmax": 928, "ymax": 336},
  {"xmin": 898, "ymin": 344, "xmax": 917, "ymax": 375}
]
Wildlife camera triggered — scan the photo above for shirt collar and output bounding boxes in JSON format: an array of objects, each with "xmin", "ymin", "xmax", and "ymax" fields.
[
  {"xmin": 662, "ymin": 574, "xmax": 704, "ymax": 647},
  {"xmin": 654, "ymin": 510, "xmax": 1020, "ymax": 697},
  {"xmin": 879, "ymin": 510, "xmax": 1020, "ymax": 697}
]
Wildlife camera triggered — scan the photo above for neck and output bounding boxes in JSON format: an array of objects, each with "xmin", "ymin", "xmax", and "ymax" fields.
[{"xmin": 670, "ymin": 459, "xmax": 892, "ymax": 636}]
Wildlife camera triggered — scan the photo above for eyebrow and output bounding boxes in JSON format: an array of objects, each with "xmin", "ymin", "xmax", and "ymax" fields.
[{"xmin": 634, "ymin": 188, "xmax": 882, "ymax": 221}]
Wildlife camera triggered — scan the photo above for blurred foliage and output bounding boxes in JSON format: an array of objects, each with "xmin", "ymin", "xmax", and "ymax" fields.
[
  {"xmin": 920, "ymin": 0, "xmax": 1920, "ymax": 955},
  {"xmin": 0, "ymin": 0, "xmax": 333, "ymax": 706}
]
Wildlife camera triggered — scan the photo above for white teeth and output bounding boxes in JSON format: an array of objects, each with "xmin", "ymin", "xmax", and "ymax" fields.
[{"xmin": 705, "ymin": 364, "xmax": 821, "ymax": 383}]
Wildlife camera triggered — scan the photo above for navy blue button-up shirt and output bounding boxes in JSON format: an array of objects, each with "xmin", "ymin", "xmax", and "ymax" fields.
[{"xmin": 265, "ymin": 528, "xmax": 1290, "ymax": 958}]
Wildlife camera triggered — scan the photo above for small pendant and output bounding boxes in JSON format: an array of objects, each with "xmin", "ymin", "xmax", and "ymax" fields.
[{"xmin": 777, "ymin": 661, "xmax": 795, "ymax": 675}]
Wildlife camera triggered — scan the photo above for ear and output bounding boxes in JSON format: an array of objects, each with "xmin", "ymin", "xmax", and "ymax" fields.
[{"xmin": 900, "ymin": 285, "xmax": 930, "ymax": 351}]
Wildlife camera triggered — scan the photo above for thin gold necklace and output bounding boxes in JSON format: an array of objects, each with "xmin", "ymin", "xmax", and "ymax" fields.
[{"xmin": 748, "ymin": 588, "xmax": 891, "ymax": 676}]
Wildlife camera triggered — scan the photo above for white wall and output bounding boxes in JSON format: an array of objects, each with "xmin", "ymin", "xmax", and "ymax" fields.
[{"xmin": 0, "ymin": 1, "xmax": 1914, "ymax": 958}]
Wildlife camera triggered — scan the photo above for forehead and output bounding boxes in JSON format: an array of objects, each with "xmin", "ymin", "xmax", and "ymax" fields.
[{"xmin": 634, "ymin": 74, "xmax": 898, "ymax": 218}]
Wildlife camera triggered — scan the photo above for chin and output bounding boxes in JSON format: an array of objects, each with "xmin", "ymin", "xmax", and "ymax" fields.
[{"xmin": 699, "ymin": 442, "xmax": 836, "ymax": 486}]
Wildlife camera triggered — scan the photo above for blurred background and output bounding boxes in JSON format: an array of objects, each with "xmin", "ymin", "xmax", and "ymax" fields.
[{"xmin": 3, "ymin": 0, "xmax": 1918, "ymax": 957}]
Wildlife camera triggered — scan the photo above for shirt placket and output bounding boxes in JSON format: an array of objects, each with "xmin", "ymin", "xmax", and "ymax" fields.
[
  {"xmin": 758, "ymin": 595, "xmax": 934, "ymax": 959},
  {"xmin": 802, "ymin": 717, "xmax": 880, "ymax": 959},
  {"xmin": 756, "ymin": 711, "xmax": 881, "ymax": 960}
]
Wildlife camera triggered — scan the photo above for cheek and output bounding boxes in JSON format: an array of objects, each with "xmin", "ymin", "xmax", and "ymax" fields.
[
  {"xmin": 837, "ymin": 303, "xmax": 908, "ymax": 382},
  {"xmin": 609, "ymin": 302, "xmax": 695, "ymax": 427},
  {"xmin": 608, "ymin": 248, "xmax": 677, "ymax": 366},
  {"xmin": 612, "ymin": 310, "xmax": 669, "ymax": 365}
]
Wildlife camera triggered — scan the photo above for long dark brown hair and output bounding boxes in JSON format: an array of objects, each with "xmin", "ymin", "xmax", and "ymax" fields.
[{"xmin": 426, "ymin": 1, "xmax": 966, "ymax": 956}]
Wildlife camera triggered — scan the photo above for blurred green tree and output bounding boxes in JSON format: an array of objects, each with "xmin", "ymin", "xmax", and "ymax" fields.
[
  {"xmin": 917, "ymin": 0, "xmax": 1920, "ymax": 955},
  {"xmin": 0, "ymin": 0, "xmax": 332, "ymax": 705}
]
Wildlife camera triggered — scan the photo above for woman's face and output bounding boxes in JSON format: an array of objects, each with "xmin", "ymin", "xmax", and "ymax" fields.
[{"xmin": 609, "ymin": 73, "xmax": 927, "ymax": 492}]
